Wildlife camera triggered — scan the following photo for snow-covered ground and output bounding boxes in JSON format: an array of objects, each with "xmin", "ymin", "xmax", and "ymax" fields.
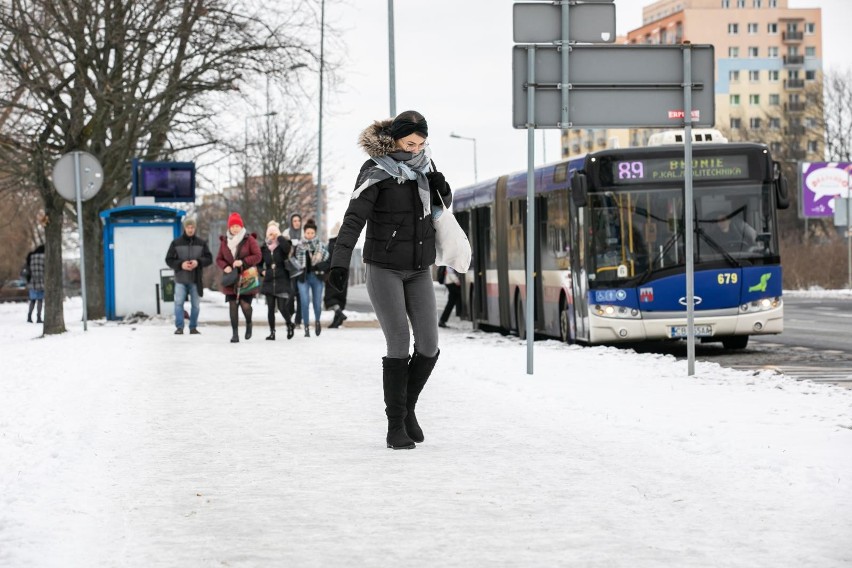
[{"xmin": 2, "ymin": 291, "xmax": 851, "ymax": 567}]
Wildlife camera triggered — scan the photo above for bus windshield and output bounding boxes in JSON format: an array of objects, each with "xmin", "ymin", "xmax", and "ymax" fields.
[{"xmin": 588, "ymin": 181, "xmax": 778, "ymax": 283}]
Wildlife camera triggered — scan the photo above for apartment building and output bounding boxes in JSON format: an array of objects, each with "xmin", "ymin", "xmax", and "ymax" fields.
[{"xmin": 560, "ymin": 0, "xmax": 823, "ymax": 160}]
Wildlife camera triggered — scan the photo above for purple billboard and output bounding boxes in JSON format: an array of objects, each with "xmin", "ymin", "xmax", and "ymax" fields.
[{"xmin": 800, "ymin": 162, "xmax": 852, "ymax": 218}]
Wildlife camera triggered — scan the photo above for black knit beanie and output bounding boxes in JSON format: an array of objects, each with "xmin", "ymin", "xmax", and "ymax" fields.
[{"xmin": 388, "ymin": 110, "xmax": 428, "ymax": 140}]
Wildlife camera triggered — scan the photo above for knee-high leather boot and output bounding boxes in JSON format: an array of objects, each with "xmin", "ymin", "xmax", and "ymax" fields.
[
  {"xmin": 405, "ymin": 350, "xmax": 439, "ymax": 443},
  {"xmin": 382, "ymin": 357, "xmax": 416, "ymax": 450}
]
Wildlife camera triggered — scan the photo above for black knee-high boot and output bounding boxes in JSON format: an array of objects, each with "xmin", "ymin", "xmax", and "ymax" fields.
[
  {"xmin": 229, "ymin": 301, "xmax": 239, "ymax": 343},
  {"xmin": 266, "ymin": 300, "xmax": 276, "ymax": 340},
  {"xmin": 382, "ymin": 357, "xmax": 416, "ymax": 450},
  {"xmin": 241, "ymin": 300, "xmax": 253, "ymax": 339},
  {"xmin": 27, "ymin": 300, "xmax": 35, "ymax": 323},
  {"xmin": 36, "ymin": 299, "xmax": 43, "ymax": 323},
  {"xmin": 405, "ymin": 350, "xmax": 440, "ymax": 443},
  {"xmin": 277, "ymin": 297, "xmax": 294, "ymax": 340}
]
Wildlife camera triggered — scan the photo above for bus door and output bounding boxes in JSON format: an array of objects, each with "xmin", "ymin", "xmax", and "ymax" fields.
[
  {"xmin": 471, "ymin": 206, "xmax": 491, "ymax": 326},
  {"xmin": 454, "ymin": 210, "xmax": 471, "ymax": 319},
  {"xmin": 495, "ymin": 175, "xmax": 510, "ymax": 329},
  {"xmin": 569, "ymin": 196, "xmax": 589, "ymax": 341},
  {"xmin": 518, "ymin": 196, "xmax": 544, "ymax": 331}
]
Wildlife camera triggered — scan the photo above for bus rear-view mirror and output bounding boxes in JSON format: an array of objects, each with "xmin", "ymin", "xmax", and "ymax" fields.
[{"xmin": 571, "ymin": 171, "xmax": 588, "ymax": 207}]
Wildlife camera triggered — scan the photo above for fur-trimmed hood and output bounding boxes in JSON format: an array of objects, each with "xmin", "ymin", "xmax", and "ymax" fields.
[{"xmin": 358, "ymin": 119, "xmax": 397, "ymax": 158}]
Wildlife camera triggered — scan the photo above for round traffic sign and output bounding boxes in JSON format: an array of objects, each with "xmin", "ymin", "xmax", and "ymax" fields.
[{"xmin": 52, "ymin": 151, "xmax": 104, "ymax": 202}]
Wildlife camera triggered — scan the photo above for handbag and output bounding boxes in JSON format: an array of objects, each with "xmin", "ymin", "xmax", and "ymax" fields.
[
  {"xmin": 237, "ymin": 266, "xmax": 261, "ymax": 294},
  {"xmin": 221, "ymin": 269, "xmax": 239, "ymax": 288},
  {"xmin": 433, "ymin": 192, "xmax": 472, "ymax": 273}
]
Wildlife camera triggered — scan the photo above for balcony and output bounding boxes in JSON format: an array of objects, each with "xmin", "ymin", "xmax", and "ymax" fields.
[
  {"xmin": 785, "ymin": 102, "xmax": 806, "ymax": 112},
  {"xmin": 783, "ymin": 55, "xmax": 805, "ymax": 66},
  {"xmin": 782, "ymin": 31, "xmax": 803, "ymax": 42},
  {"xmin": 784, "ymin": 79, "xmax": 805, "ymax": 89},
  {"xmin": 784, "ymin": 126, "xmax": 805, "ymax": 136}
]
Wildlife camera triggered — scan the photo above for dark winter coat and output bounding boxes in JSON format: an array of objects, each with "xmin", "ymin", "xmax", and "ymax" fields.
[
  {"xmin": 323, "ymin": 236, "xmax": 348, "ymax": 310},
  {"xmin": 216, "ymin": 232, "xmax": 262, "ymax": 296},
  {"xmin": 25, "ymin": 245, "xmax": 46, "ymax": 292},
  {"xmin": 331, "ymin": 118, "xmax": 453, "ymax": 273},
  {"xmin": 258, "ymin": 236, "xmax": 293, "ymax": 297},
  {"xmin": 165, "ymin": 233, "xmax": 213, "ymax": 296}
]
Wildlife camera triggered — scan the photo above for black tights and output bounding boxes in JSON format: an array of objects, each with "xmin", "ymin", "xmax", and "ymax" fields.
[
  {"xmin": 266, "ymin": 295, "xmax": 292, "ymax": 329},
  {"xmin": 229, "ymin": 298, "xmax": 252, "ymax": 329},
  {"xmin": 28, "ymin": 299, "xmax": 43, "ymax": 321}
]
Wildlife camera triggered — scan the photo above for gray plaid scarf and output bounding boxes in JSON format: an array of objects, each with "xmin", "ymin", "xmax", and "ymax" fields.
[{"xmin": 352, "ymin": 148, "xmax": 433, "ymax": 217}]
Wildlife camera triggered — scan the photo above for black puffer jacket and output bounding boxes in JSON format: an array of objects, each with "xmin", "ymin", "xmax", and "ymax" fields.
[
  {"xmin": 258, "ymin": 236, "xmax": 293, "ymax": 296},
  {"xmin": 332, "ymin": 119, "xmax": 452, "ymax": 272}
]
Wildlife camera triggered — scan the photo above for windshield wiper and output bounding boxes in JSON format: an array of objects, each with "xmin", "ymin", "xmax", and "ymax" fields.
[
  {"xmin": 636, "ymin": 229, "xmax": 682, "ymax": 285},
  {"xmin": 696, "ymin": 228, "xmax": 743, "ymax": 268}
]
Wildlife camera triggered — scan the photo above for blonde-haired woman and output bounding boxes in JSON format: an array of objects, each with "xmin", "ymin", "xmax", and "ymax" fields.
[{"xmin": 258, "ymin": 220, "xmax": 295, "ymax": 340}]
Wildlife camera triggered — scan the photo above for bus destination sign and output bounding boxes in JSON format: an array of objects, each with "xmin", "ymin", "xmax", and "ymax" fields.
[{"xmin": 610, "ymin": 155, "xmax": 750, "ymax": 185}]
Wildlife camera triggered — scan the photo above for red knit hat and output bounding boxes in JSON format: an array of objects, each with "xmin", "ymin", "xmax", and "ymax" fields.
[{"xmin": 227, "ymin": 212, "xmax": 244, "ymax": 228}]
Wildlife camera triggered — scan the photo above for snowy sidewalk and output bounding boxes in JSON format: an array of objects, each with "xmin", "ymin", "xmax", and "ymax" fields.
[{"xmin": 2, "ymin": 298, "xmax": 851, "ymax": 567}]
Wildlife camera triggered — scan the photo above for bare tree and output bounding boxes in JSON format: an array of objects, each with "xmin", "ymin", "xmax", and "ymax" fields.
[
  {"xmin": 821, "ymin": 69, "xmax": 852, "ymax": 162},
  {"xmin": 0, "ymin": 0, "xmax": 327, "ymax": 334}
]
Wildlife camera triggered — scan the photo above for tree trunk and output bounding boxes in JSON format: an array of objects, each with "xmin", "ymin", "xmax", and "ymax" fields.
[
  {"xmin": 42, "ymin": 194, "xmax": 67, "ymax": 335},
  {"xmin": 83, "ymin": 203, "xmax": 106, "ymax": 320}
]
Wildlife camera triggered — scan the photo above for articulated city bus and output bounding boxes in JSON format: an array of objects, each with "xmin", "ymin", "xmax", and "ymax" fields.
[{"xmin": 452, "ymin": 131, "xmax": 790, "ymax": 349}]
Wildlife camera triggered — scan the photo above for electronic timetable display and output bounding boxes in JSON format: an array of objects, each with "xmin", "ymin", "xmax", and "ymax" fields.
[{"xmin": 608, "ymin": 155, "xmax": 750, "ymax": 185}]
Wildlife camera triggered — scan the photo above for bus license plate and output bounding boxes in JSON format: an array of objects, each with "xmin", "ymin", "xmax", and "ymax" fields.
[{"xmin": 669, "ymin": 325, "xmax": 712, "ymax": 338}]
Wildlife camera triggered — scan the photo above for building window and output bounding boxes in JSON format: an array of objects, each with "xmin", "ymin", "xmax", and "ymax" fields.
[
  {"xmin": 769, "ymin": 118, "xmax": 781, "ymax": 129},
  {"xmin": 807, "ymin": 140, "xmax": 819, "ymax": 153},
  {"xmin": 805, "ymin": 22, "xmax": 815, "ymax": 34},
  {"xmin": 767, "ymin": 23, "xmax": 778, "ymax": 34},
  {"xmin": 730, "ymin": 117, "xmax": 742, "ymax": 129},
  {"xmin": 805, "ymin": 70, "xmax": 816, "ymax": 81},
  {"xmin": 769, "ymin": 94, "xmax": 780, "ymax": 105},
  {"xmin": 749, "ymin": 94, "xmax": 760, "ymax": 105},
  {"xmin": 729, "ymin": 70, "xmax": 740, "ymax": 82},
  {"xmin": 721, "ymin": 0, "xmax": 730, "ymax": 7},
  {"xmin": 768, "ymin": 70, "xmax": 779, "ymax": 81},
  {"xmin": 748, "ymin": 46, "xmax": 759, "ymax": 57},
  {"xmin": 729, "ymin": 46, "xmax": 739, "ymax": 58},
  {"xmin": 805, "ymin": 46, "xmax": 816, "ymax": 57},
  {"xmin": 805, "ymin": 117, "xmax": 818, "ymax": 128},
  {"xmin": 768, "ymin": 46, "xmax": 779, "ymax": 58},
  {"xmin": 737, "ymin": 0, "xmax": 745, "ymax": 7},
  {"xmin": 730, "ymin": 94, "xmax": 741, "ymax": 106},
  {"xmin": 750, "ymin": 117, "xmax": 762, "ymax": 129},
  {"xmin": 770, "ymin": 142, "xmax": 781, "ymax": 153},
  {"xmin": 749, "ymin": 70, "xmax": 760, "ymax": 82},
  {"xmin": 748, "ymin": 23, "xmax": 758, "ymax": 34},
  {"xmin": 728, "ymin": 23, "xmax": 739, "ymax": 34},
  {"xmin": 768, "ymin": 0, "xmax": 777, "ymax": 6},
  {"xmin": 753, "ymin": 0, "xmax": 761, "ymax": 7}
]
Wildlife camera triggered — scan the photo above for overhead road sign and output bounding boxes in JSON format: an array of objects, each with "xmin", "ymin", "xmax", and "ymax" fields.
[
  {"xmin": 512, "ymin": 44, "xmax": 715, "ymax": 129},
  {"xmin": 513, "ymin": 2, "xmax": 616, "ymax": 44}
]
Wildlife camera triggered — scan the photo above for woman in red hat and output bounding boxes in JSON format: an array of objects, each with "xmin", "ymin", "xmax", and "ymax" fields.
[{"xmin": 216, "ymin": 212, "xmax": 262, "ymax": 343}]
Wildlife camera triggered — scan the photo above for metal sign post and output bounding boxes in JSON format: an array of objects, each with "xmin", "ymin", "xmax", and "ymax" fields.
[
  {"xmin": 526, "ymin": 45, "xmax": 536, "ymax": 373},
  {"xmin": 682, "ymin": 44, "xmax": 696, "ymax": 375},
  {"xmin": 52, "ymin": 151, "xmax": 104, "ymax": 331}
]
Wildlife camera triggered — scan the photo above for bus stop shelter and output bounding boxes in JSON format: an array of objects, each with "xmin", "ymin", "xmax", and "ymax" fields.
[{"xmin": 101, "ymin": 206, "xmax": 184, "ymax": 320}]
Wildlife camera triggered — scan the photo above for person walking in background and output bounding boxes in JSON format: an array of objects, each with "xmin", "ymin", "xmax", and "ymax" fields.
[
  {"xmin": 216, "ymin": 212, "xmax": 261, "ymax": 343},
  {"xmin": 293, "ymin": 218, "xmax": 329, "ymax": 337},
  {"xmin": 324, "ymin": 222, "xmax": 348, "ymax": 329},
  {"xmin": 24, "ymin": 244, "xmax": 45, "ymax": 324},
  {"xmin": 438, "ymin": 266, "xmax": 461, "ymax": 328},
  {"xmin": 284, "ymin": 213, "xmax": 304, "ymax": 326},
  {"xmin": 165, "ymin": 216, "xmax": 213, "ymax": 335},
  {"xmin": 327, "ymin": 110, "xmax": 453, "ymax": 450},
  {"xmin": 258, "ymin": 220, "xmax": 295, "ymax": 341}
]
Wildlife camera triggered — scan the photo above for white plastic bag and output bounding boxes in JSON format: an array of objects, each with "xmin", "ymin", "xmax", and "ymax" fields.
[{"xmin": 433, "ymin": 192, "xmax": 472, "ymax": 273}]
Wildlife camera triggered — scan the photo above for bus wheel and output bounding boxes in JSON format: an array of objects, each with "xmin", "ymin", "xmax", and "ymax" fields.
[
  {"xmin": 559, "ymin": 299, "xmax": 571, "ymax": 343},
  {"xmin": 515, "ymin": 297, "xmax": 526, "ymax": 340},
  {"xmin": 721, "ymin": 335, "xmax": 749, "ymax": 350}
]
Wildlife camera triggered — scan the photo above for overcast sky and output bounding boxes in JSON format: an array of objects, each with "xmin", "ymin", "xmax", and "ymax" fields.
[{"xmin": 306, "ymin": 0, "xmax": 851, "ymax": 228}]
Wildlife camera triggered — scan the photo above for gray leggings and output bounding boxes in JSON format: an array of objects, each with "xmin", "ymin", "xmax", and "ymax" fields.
[{"xmin": 366, "ymin": 264, "xmax": 439, "ymax": 359}]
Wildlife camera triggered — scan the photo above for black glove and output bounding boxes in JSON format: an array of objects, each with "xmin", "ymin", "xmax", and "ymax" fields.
[
  {"xmin": 427, "ymin": 171, "xmax": 447, "ymax": 194},
  {"xmin": 328, "ymin": 267, "xmax": 349, "ymax": 292}
]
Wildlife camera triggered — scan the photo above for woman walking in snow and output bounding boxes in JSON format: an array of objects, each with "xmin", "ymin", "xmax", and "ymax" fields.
[
  {"xmin": 258, "ymin": 220, "xmax": 295, "ymax": 340},
  {"xmin": 216, "ymin": 212, "xmax": 262, "ymax": 343},
  {"xmin": 327, "ymin": 110, "xmax": 453, "ymax": 450}
]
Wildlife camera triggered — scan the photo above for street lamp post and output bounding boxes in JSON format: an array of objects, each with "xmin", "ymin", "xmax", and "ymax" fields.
[
  {"xmin": 318, "ymin": 0, "xmax": 325, "ymax": 237},
  {"xmin": 388, "ymin": 0, "xmax": 396, "ymax": 116},
  {"xmin": 450, "ymin": 132, "xmax": 478, "ymax": 183}
]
